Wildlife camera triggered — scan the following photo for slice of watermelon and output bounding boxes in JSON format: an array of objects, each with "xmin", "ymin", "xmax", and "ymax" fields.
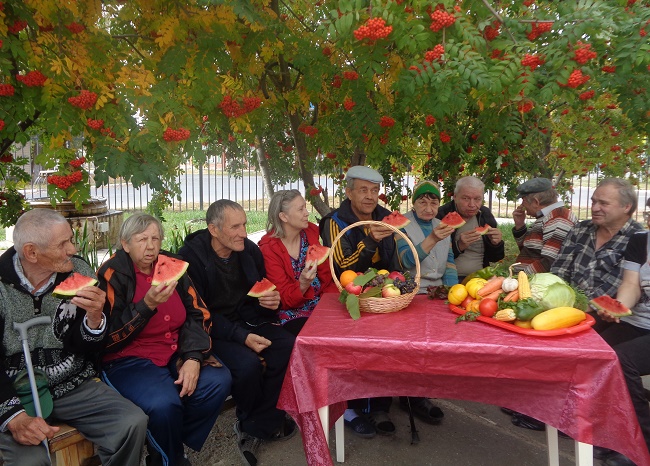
[
  {"xmin": 475, "ymin": 225, "xmax": 490, "ymax": 235},
  {"xmin": 52, "ymin": 273, "xmax": 98, "ymax": 299},
  {"xmin": 306, "ymin": 244, "xmax": 330, "ymax": 265},
  {"xmin": 589, "ymin": 295, "xmax": 633, "ymax": 317},
  {"xmin": 151, "ymin": 255, "xmax": 189, "ymax": 286},
  {"xmin": 440, "ymin": 211, "xmax": 466, "ymax": 229},
  {"xmin": 382, "ymin": 211, "xmax": 410, "ymax": 229},
  {"xmin": 248, "ymin": 278, "xmax": 277, "ymax": 298}
]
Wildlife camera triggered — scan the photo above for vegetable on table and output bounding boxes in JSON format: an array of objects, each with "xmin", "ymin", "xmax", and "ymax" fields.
[
  {"xmin": 477, "ymin": 276, "xmax": 505, "ymax": 297},
  {"xmin": 531, "ymin": 307, "xmax": 586, "ymax": 330},
  {"xmin": 502, "ymin": 263, "xmax": 520, "ymax": 293},
  {"xmin": 517, "ymin": 271, "xmax": 531, "ymax": 299}
]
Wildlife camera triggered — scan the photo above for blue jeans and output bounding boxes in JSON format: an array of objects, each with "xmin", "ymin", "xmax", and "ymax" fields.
[{"xmin": 102, "ymin": 356, "xmax": 231, "ymax": 466}]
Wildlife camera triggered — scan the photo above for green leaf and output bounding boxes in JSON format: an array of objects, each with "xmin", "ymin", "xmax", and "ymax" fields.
[
  {"xmin": 359, "ymin": 286, "xmax": 382, "ymax": 298},
  {"xmin": 353, "ymin": 270, "xmax": 377, "ymax": 286},
  {"xmin": 346, "ymin": 293, "xmax": 360, "ymax": 320}
]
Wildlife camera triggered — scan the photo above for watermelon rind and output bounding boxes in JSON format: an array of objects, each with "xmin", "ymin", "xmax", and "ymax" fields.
[
  {"xmin": 382, "ymin": 211, "xmax": 410, "ymax": 229},
  {"xmin": 475, "ymin": 225, "xmax": 490, "ymax": 235},
  {"xmin": 589, "ymin": 295, "xmax": 632, "ymax": 317},
  {"xmin": 440, "ymin": 212, "xmax": 466, "ymax": 229},
  {"xmin": 248, "ymin": 278, "xmax": 277, "ymax": 298},
  {"xmin": 151, "ymin": 256, "xmax": 189, "ymax": 286},
  {"xmin": 306, "ymin": 244, "xmax": 330, "ymax": 266},
  {"xmin": 52, "ymin": 273, "xmax": 98, "ymax": 299}
]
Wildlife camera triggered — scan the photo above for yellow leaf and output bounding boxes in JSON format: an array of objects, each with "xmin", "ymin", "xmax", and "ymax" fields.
[{"xmin": 155, "ymin": 17, "xmax": 180, "ymax": 50}]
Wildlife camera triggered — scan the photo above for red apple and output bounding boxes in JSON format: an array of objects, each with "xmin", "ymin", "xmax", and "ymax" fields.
[
  {"xmin": 345, "ymin": 282, "xmax": 363, "ymax": 295},
  {"xmin": 387, "ymin": 271, "xmax": 405, "ymax": 282}
]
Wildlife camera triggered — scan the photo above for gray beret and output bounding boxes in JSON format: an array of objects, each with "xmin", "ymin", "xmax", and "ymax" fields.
[
  {"xmin": 345, "ymin": 166, "xmax": 384, "ymax": 184},
  {"xmin": 517, "ymin": 178, "xmax": 553, "ymax": 197}
]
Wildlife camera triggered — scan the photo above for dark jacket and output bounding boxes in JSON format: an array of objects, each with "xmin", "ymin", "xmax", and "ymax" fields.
[
  {"xmin": 319, "ymin": 199, "xmax": 402, "ymax": 277},
  {"xmin": 179, "ymin": 229, "xmax": 279, "ymax": 346},
  {"xmin": 97, "ymin": 248, "xmax": 211, "ymax": 363},
  {"xmin": 436, "ymin": 201, "xmax": 505, "ymax": 268}
]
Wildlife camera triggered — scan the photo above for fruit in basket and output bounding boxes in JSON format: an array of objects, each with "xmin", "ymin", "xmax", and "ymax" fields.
[
  {"xmin": 531, "ymin": 307, "xmax": 586, "ymax": 330},
  {"xmin": 52, "ymin": 273, "xmax": 98, "ymax": 298},
  {"xmin": 439, "ymin": 211, "xmax": 466, "ymax": 229},
  {"xmin": 447, "ymin": 284, "xmax": 468, "ymax": 305},
  {"xmin": 478, "ymin": 298, "xmax": 498, "ymax": 317},
  {"xmin": 345, "ymin": 282, "xmax": 363, "ymax": 295},
  {"xmin": 382, "ymin": 211, "xmax": 410, "ymax": 229},
  {"xmin": 589, "ymin": 295, "xmax": 632, "ymax": 317},
  {"xmin": 306, "ymin": 244, "xmax": 330, "ymax": 265},
  {"xmin": 382, "ymin": 284, "xmax": 401, "ymax": 297},
  {"xmin": 388, "ymin": 271, "xmax": 405, "ymax": 281},
  {"xmin": 247, "ymin": 278, "xmax": 277, "ymax": 297},
  {"xmin": 340, "ymin": 270, "xmax": 358, "ymax": 288}
]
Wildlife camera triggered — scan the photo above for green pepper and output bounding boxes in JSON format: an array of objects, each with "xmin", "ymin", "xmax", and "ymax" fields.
[{"xmin": 510, "ymin": 298, "xmax": 545, "ymax": 321}]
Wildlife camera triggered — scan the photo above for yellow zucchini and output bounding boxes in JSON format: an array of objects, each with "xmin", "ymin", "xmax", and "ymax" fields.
[
  {"xmin": 531, "ymin": 307, "xmax": 586, "ymax": 331},
  {"xmin": 513, "ymin": 319, "xmax": 533, "ymax": 329}
]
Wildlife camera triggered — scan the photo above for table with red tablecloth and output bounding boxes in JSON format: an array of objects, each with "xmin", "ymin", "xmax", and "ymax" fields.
[{"xmin": 277, "ymin": 294, "xmax": 650, "ymax": 466}]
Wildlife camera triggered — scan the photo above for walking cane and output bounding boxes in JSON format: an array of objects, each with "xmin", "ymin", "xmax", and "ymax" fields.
[
  {"xmin": 14, "ymin": 315, "xmax": 53, "ymax": 461},
  {"xmin": 404, "ymin": 397, "xmax": 420, "ymax": 444}
]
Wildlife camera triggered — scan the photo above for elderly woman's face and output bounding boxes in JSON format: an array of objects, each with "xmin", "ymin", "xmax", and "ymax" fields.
[
  {"xmin": 413, "ymin": 195, "xmax": 440, "ymax": 221},
  {"xmin": 122, "ymin": 222, "xmax": 162, "ymax": 273}
]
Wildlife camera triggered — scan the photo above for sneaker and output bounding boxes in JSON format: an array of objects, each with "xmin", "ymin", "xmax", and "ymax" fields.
[
  {"xmin": 268, "ymin": 416, "xmax": 298, "ymax": 442},
  {"xmin": 399, "ymin": 397, "xmax": 444, "ymax": 425},
  {"xmin": 367, "ymin": 410, "xmax": 395, "ymax": 436},
  {"xmin": 233, "ymin": 421, "xmax": 262, "ymax": 466}
]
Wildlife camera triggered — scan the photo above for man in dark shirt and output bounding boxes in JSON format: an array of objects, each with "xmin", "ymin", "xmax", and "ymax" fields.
[{"xmin": 179, "ymin": 200, "xmax": 296, "ymax": 466}]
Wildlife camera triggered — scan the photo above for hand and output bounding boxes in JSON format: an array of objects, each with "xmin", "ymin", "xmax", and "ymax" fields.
[
  {"xmin": 175, "ymin": 358, "xmax": 201, "ymax": 397},
  {"xmin": 204, "ymin": 354, "xmax": 223, "ymax": 368},
  {"xmin": 258, "ymin": 289, "xmax": 281, "ymax": 310},
  {"xmin": 431, "ymin": 224, "xmax": 455, "ymax": 242},
  {"xmin": 71, "ymin": 286, "xmax": 106, "ymax": 329},
  {"xmin": 486, "ymin": 227, "xmax": 503, "ymax": 245},
  {"xmin": 368, "ymin": 224, "xmax": 394, "ymax": 242},
  {"xmin": 299, "ymin": 261, "xmax": 318, "ymax": 290},
  {"xmin": 457, "ymin": 229, "xmax": 481, "ymax": 251},
  {"xmin": 513, "ymin": 205, "xmax": 527, "ymax": 229},
  {"xmin": 245, "ymin": 333, "xmax": 272, "ymax": 354},
  {"xmin": 7, "ymin": 412, "xmax": 59, "ymax": 445},
  {"xmin": 143, "ymin": 281, "xmax": 178, "ymax": 310},
  {"xmin": 597, "ymin": 309, "xmax": 621, "ymax": 323}
]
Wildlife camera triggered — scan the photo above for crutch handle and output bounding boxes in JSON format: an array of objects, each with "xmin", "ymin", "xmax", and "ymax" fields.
[{"xmin": 13, "ymin": 316, "xmax": 52, "ymax": 340}]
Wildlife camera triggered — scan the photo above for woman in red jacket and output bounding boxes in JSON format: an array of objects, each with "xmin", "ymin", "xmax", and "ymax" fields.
[{"xmin": 258, "ymin": 189, "xmax": 335, "ymax": 335}]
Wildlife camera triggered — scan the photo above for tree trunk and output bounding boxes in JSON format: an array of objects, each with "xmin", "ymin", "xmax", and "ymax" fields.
[{"xmin": 254, "ymin": 135, "xmax": 274, "ymax": 200}]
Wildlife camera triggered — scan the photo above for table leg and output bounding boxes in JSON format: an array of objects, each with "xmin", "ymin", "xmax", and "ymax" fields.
[
  {"xmin": 318, "ymin": 406, "xmax": 329, "ymax": 445},
  {"xmin": 575, "ymin": 441, "xmax": 593, "ymax": 466},
  {"xmin": 546, "ymin": 425, "xmax": 560, "ymax": 466},
  {"xmin": 335, "ymin": 416, "xmax": 345, "ymax": 463}
]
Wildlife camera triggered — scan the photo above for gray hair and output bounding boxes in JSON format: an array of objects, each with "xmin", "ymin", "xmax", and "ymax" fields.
[
  {"xmin": 454, "ymin": 176, "xmax": 485, "ymax": 195},
  {"xmin": 529, "ymin": 188, "xmax": 559, "ymax": 207},
  {"xmin": 266, "ymin": 189, "xmax": 303, "ymax": 238},
  {"xmin": 118, "ymin": 212, "xmax": 164, "ymax": 247},
  {"xmin": 597, "ymin": 178, "xmax": 638, "ymax": 215},
  {"xmin": 206, "ymin": 199, "xmax": 244, "ymax": 229},
  {"xmin": 14, "ymin": 209, "xmax": 70, "ymax": 258}
]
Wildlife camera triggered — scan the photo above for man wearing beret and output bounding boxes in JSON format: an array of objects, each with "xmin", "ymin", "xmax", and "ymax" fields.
[{"xmin": 511, "ymin": 178, "xmax": 578, "ymax": 274}]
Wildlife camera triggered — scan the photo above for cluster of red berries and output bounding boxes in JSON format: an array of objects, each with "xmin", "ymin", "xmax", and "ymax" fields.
[
  {"xmin": 439, "ymin": 131, "xmax": 451, "ymax": 143},
  {"xmin": 322, "ymin": 47, "xmax": 332, "ymax": 57},
  {"xmin": 309, "ymin": 186, "xmax": 323, "ymax": 196},
  {"xmin": 565, "ymin": 69, "xmax": 589, "ymax": 88},
  {"xmin": 0, "ymin": 120, "xmax": 4, "ymax": 132},
  {"xmin": 572, "ymin": 42, "xmax": 597, "ymax": 65},
  {"xmin": 65, "ymin": 22, "xmax": 85, "ymax": 34},
  {"xmin": 607, "ymin": 104, "xmax": 618, "ymax": 110},
  {"xmin": 527, "ymin": 22, "xmax": 553, "ymax": 40},
  {"xmin": 611, "ymin": 145, "xmax": 622, "ymax": 152},
  {"xmin": 8, "ymin": 20, "xmax": 27, "ymax": 34},
  {"xmin": 561, "ymin": 109, "xmax": 570, "ymax": 115},
  {"xmin": 483, "ymin": 23, "xmax": 500, "ymax": 41},
  {"xmin": 523, "ymin": 0, "xmax": 536, "ymax": 6},
  {"xmin": 343, "ymin": 71, "xmax": 359, "ymax": 80},
  {"xmin": 425, "ymin": 44, "xmax": 445, "ymax": 62},
  {"xmin": 521, "ymin": 53, "xmax": 544, "ymax": 71},
  {"xmin": 518, "ymin": 100, "xmax": 534, "ymax": 113},
  {"xmin": 69, "ymin": 157, "xmax": 86, "ymax": 168},
  {"xmin": 353, "ymin": 18, "xmax": 393, "ymax": 41},
  {"xmin": 0, "ymin": 40, "xmax": 3, "ymax": 49},
  {"xmin": 425, "ymin": 115, "xmax": 436, "ymax": 126},
  {"xmin": 0, "ymin": 84, "xmax": 15, "ymax": 96},
  {"xmin": 379, "ymin": 133, "xmax": 389, "ymax": 145},
  {"xmin": 68, "ymin": 90, "xmax": 98, "ymax": 110},
  {"xmin": 219, "ymin": 95, "xmax": 262, "ymax": 118},
  {"xmin": 87, "ymin": 118, "xmax": 104, "ymax": 130},
  {"xmin": 298, "ymin": 125, "xmax": 318, "ymax": 137},
  {"xmin": 579, "ymin": 90, "xmax": 595, "ymax": 100},
  {"xmin": 601, "ymin": 65, "xmax": 616, "ymax": 73},
  {"xmin": 100, "ymin": 127, "xmax": 116, "ymax": 138},
  {"xmin": 163, "ymin": 127, "xmax": 190, "ymax": 142},
  {"xmin": 16, "ymin": 71, "xmax": 47, "ymax": 87},
  {"xmin": 325, "ymin": 152, "xmax": 336, "ymax": 160},
  {"xmin": 344, "ymin": 98, "xmax": 355, "ymax": 110},
  {"xmin": 0, "ymin": 153, "xmax": 13, "ymax": 163},
  {"xmin": 379, "ymin": 116, "xmax": 395, "ymax": 128},
  {"xmin": 47, "ymin": 171, "xmax": 83, "ymax": 190},
  {"xmin": 331, "ymin": 75, "xmax": 342, "ymax": 88},
  {"xmin": 429, "ymin": 9, "xmax": 456, "ymax": 32}
]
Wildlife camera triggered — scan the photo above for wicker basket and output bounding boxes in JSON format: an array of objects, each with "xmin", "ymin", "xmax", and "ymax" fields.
[{"xmin": 329, "ymin": 220, "xmax": 420, "ymax": 314}]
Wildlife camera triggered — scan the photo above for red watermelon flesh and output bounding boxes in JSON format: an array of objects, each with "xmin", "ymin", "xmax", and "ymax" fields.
[
  {"xmin": 306, "ymin": 244, "xmax": 330, "ymax": 265},
  {"xmin": 475, "ymin": 225, "xmax": 490, "ymax": 235},
  {"xmin": 589, "ymin": 295, "xmax": 632, "ymax": 317},
  {"xmin": 52, "ymin": 273, "xmax": 98, "ymax": 298},
  {"xmin": 440, "ymin": 211, "xmax": 466, "ymax": 229},
  {"xmin": 151, "ymin": 255, "xmax": 189, "ymax": 286},
  {"xmin": 382, "ymin": 211, "xmax": 410, "ymax": 229},
  {"xmin": 248, "ymin": 278, "xmax": 277, "ymax": 298}
]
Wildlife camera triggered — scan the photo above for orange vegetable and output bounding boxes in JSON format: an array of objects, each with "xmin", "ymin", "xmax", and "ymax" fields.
[
  {"xmin": 503, "ymin": 289, "xmax": 519, "ymax": 302},
  {"xmin": 477, "ymin": 276, "xmax": 505, "ymax": 297},
  {"xmin": 482, "ymin": 289, "xmax": 504, "ymax": 301}
]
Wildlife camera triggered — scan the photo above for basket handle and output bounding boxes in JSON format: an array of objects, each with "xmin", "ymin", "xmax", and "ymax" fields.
[{"xmin": 328, "ymin": 219, "xmax": 421, "ymax": 292}]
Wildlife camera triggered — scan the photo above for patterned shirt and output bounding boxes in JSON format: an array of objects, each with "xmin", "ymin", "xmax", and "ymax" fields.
[
  {"xmin": 550, "ymin": 218, "xmax": 644, "ymax": 299},
  {"xmin": 512, "ymin": 202, "xmax": 578, "ymax": 274}
]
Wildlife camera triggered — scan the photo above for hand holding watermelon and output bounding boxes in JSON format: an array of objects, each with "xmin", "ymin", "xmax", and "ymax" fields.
[
  {"xmin": 247, "ymin": 278, "xmax": 281, "ymax": 310},
  {"xmin": 368, "ymin": 224, "xmax": 394, "ymax": 242},
  {"xmin": 431, "ymin": 223, "xmax": 455, "ymax": 241}
]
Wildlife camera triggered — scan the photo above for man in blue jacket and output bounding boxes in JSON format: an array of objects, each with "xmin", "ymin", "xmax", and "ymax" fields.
[{"xmin": 179, "ymin": 200, "xmax": 296, "ymax": 466}]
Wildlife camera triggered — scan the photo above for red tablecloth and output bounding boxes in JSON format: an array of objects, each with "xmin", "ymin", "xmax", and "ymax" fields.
[{"xmin": 277, "ymin": 294, "xmax": 650, "ymax": 466}]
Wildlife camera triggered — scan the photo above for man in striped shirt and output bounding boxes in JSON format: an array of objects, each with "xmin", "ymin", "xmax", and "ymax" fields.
[{"xmin": 511, "ymin": 178, "xmax": 578, "ymax": 274}]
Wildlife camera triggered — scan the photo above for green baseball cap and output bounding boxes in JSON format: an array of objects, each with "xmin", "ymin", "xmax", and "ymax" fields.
[{"xmin": 13, "ymin": 369, "xmax": 53, "ymax": 419}]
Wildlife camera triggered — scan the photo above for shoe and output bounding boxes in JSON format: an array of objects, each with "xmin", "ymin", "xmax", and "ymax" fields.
[
  {"xmin": 604, "ymin": 452, "xmax": 636, "ymax": 466},
  {"xmin": 344, "ymin": 415, "xmax": 376, "ymax": 439},
  {"xmin": 268, "ymin": 416, "xmax": 298, "ymax": 442},
  {"xmin": 500, "ymin": 407, "xmax": 516, "ymax": 416},
  {"xmin": 234, "ymin": 421, "xmax": 262, "ymax": 466},
  {"xmin": 399, "ymin": 397, "xmax": 444, "ymax": 425},
  {"xmin": 511, "ymin": 413, "xmax": 545, "ymax": 431},
  {"xmin": 594, "ymin": 446, "xmax": 615, "ymax": 460},
  {"xmin": 367, "ymin": 411, "xmax": 396, "ymax": 436}
]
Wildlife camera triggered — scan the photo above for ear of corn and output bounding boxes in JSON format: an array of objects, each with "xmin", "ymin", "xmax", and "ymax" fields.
[
  {"xmin": 518, "ymin": 271, "xmax": 531, "ymax": 299},
  {"xmin": 494, "ymin": 309, "xmax": 517, "ymax": 322}
]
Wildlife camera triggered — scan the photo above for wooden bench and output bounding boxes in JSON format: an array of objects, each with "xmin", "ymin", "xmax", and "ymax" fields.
[{"xmin": 49, "ymin": 424, "xmax": 98, "ymax": 466}]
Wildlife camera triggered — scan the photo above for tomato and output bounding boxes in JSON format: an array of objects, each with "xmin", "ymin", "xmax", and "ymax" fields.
[
  {"xmin": 460, "ymin": 296, "xmax": 474, "ymax": 309},
  {"xmin": 447, "ymin": 284, "xmax": 468, "ymax": 305},
  {"xmin": 478, "ymin": 298, "xmax": 498, "ymax": 317}
]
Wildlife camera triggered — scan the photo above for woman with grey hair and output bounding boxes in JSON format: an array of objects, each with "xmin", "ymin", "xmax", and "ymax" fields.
[
  {"xmin": 97, "ymin": 212, "xmax": 232, "ymax": 466},
  {"xmin": 258, "ymin": 190, "xmax": 335, "ymax": 335}
]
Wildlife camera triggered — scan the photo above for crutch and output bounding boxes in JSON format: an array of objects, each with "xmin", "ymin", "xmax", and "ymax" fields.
[{"xmin": 14, "ymin": 315, "xmax": 53, "ymax": 461}]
